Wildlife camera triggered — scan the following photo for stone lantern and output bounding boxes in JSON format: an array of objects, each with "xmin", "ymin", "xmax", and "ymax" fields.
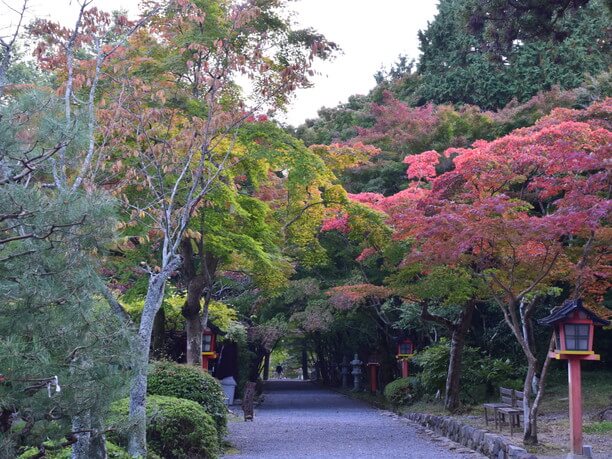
[
  {"xmin": 350, "ymin": 354, "xmax": 363, "ymax": 391},
  {"xmin": 538, "ymin": 299, "xmax": 609, "ymax": 458}
]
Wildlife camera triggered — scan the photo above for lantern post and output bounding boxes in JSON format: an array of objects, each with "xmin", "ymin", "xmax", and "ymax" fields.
[
  {"xmin": 367, "ymin": 353, "xmax": 381, "ymax": 394},
  {"xmin": 538, "ymin": 299, "xmax": 609, "ymax": 459},
  {"xmin": 201, "ymin": 327, "xmax": 218, "ymax": 372},
  {"xmin": 396, "ymin": 338, "xmax": 415, "ymax": 378}
]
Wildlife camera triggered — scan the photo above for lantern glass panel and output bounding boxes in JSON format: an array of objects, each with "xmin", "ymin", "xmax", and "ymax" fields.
[
  {"xmin": 399, "ymin": 343, "xmax": 412, "ymax": 355},
  {"xmin": 203, "ymin": 334, "xmax": 212, "ymax": 352},
  {"xmin": 563, "ymin": 323, "xmax": 590, "ymax": 351}
]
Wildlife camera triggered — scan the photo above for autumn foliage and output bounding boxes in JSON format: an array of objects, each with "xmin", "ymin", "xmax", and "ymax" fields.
[{"xmin": 354, "ymin": 99, "xmax": 611, "ymax": 310}]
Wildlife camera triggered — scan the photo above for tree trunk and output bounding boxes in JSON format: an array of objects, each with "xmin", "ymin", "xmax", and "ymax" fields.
[
  {"xmin": 87, "ymin": 434, "xmax": 106, "ymax": 459},
  {"xmin": 87, "ymin": 416, "xmax": 107, "ymax": 459},
  {"xmin": 182, "ymin": 273, "xmax": 205, "ymax": 366},
  {"xmin": 185, "ymin": 314, "xmax": 203, "ymax": 366},
  {"xmin": 522, "ymin": 357, "xmax": 537, "ymax": 444},
  {"xmin": 301, "ymin": 347, "xmax": 309, "ymax": 380},
  {"xmin": 151, "ymin": 307, "xmax": 165, "ymax": 359},
  {"xmin": 444, "ymin": 301, "xmax": 476, "ymax": 412},
  {"xmin": 71, "ymin": 411, "xmax": 91, "ymax": 459},
  {"xmin": 263, "ymin": 352, "xmax": 270, "ymax": 380},
  {"xmin": 499, "ymin": 297, "xmax": 547, "ymax": 445},
  {"xmin": 182, "ymin": 241, "xmax": 218, "ymax": 366},
  {"xmin": 71, "ymin": 411, "xmax": 106, "ymax": 459},
  {"xmin": 127, "ymin": 271, "xmax": 169, "ymax": 457},
  {"xmin": 317, "ymin": 352, "xmax": 329, "ymax": 383}
]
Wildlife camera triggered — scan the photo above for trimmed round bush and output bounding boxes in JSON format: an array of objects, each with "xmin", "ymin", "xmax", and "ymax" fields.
[
  {"xmin": 384, "ymin": 377, "xmax": 421, "ymax": 407},
  {"xmin": 109, "ymin": 395, "xmax": 219, "ymax": 459},
  {"xmin": 147, "ymin": 361, "xmax": 227, "ymax": 438}
]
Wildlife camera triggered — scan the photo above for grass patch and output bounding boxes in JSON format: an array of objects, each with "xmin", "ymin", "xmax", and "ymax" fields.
[
  {"xmin": 541, "ymin": 369, "xmax": 612, "ymax": 415},
  {"xmin": 584, "ymin": 421, "xmax": 612, "ymax": 434}
]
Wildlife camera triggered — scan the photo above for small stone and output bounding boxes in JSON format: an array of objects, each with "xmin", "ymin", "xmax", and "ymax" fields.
[{"xmin": 507, "ymin": 444, "xmax": 527, "ymax": 458}]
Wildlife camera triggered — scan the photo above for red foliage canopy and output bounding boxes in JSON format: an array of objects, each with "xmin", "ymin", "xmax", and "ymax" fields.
[{"xmin": 354, "ymin": 99, "xmax": 612, "ymax": 306}]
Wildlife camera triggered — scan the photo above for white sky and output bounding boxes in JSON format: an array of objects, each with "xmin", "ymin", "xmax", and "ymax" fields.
[{"xmin": 1, "ymin": 0, "xmax": 439, "ymax": 125}]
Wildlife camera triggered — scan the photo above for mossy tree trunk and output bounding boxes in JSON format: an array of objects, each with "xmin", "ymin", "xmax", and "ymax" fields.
[{"xmin": 181, "ymin": 239, "xmax": 219, "ymax": 367}]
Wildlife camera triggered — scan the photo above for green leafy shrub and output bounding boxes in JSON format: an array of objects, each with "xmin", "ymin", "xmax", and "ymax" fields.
[
  {"xmin": 413, "ymin": 339, "xmax": 518, "ymax": 404},
  {"xmin": 384, "ymin": 377, "xmax": 421, "ymax": 406},
  {"xmin": 108, "ymin": 395, "xmax": 219, "ymax": 459},
  {"xmin": 147, "ymin": 360, "xmax": 227, "ymax": 438}
]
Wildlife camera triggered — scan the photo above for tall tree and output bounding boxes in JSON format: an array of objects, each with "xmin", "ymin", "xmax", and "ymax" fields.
[
  {"xmin": 379, "ymin": 100, "xmax": 611, "ymax": 443},
  {"xmin": 95, "ymin": 1, "xmax": 335, "ymax": 454},
  {"xmin": 417, "ymin": 0, "xmax": 610, "ymax": 109},
  {"xmin": 0, "ymin": 70, "xmax": 133, "ymax": 459}
]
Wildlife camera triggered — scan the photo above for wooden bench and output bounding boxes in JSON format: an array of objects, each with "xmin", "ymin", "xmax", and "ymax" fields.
[
  {"xmin": 483, "ymin": 387, "xmax": 515, "ymax": 429},
  {"xmin": 496, "ymin": 390, "xmax": 524, "ymax": 436}
]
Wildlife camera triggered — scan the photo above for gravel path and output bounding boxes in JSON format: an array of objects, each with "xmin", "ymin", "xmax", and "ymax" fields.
[{"xmin": 224, "ymin": 380, "xmax": 482, "ymax": 459}]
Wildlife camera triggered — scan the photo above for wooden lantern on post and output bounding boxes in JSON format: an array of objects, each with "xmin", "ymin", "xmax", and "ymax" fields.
[
  {"xmin": 396, "ymin": 338, "xmax": 415, "ymax": 378},
  {"xmin": 538, "ymin": 299, "xmax": 609, "ymax": 458},
  {"xmin": 201, "ymin": 327, "xmax": 218, "ymax": 372}
]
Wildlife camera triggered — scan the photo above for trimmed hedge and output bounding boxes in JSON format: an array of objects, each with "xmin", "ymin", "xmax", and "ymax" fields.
[
  {"xmin": 384, "ymin": 377, "xmax": 421, "ymax": 407},
  {"xmin": 147, "ymin": 361, "xmax": 227, "ymax": 438},
  {"xmin": 109, "ymin": 395, "xmax": 219, "ymax": 459}
]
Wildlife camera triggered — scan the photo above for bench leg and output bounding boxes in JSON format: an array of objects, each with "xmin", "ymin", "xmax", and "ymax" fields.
[
  {"xmin": 484, "ymin": 408, "xmax": 489, "ymax": 426},
  {"xmin": 509, "ymin": 414, "xmax": 514, "ymax": 436}
]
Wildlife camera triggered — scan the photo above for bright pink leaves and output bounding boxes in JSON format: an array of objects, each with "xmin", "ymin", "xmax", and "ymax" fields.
[
  {"xmin": 356, "ymin": 247, "xmax": 377, "ymax": 263},
  {"xmin": 376, "ymin": 99, "xmax": 612, "ymax": 304},
  {"xmin": 403, "ymin": 150, "xmax": 440, "ymax": 180},
  {"xmin": 320, "ymin": 213, "xmax": 350, "ymax": 234}
]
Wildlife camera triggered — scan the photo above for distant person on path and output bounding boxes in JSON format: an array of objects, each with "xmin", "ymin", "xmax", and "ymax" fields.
[{"xmin": 276, "ymin": 365, "xmax": 283, "ymax": 379}]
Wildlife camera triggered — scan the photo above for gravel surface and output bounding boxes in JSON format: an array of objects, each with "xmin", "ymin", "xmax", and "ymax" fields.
[{"xmin": 224, "ymin": 380, "xmax": 482, "ymax": 459}]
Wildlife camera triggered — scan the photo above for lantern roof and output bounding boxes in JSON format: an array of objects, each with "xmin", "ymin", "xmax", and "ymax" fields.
[
  {"xmin": 538, "ymin": 299, "xmax": 610, "ymax": 327},
  {"xmin": 203, "ymin": 321, "xmax": 224, "ymax": 336}
]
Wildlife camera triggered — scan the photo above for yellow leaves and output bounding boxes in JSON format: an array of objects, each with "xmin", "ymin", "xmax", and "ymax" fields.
[
  {"xmin": 322, "ymin": 184, "xmax": 348, "ymax": 206},
  {"xmin": 184, "ymin": 229, "xmax": 202, "ymax": 242},
  {"xmin": 208, "ymin": 300, "xmax": 238, "ymax": 331}
]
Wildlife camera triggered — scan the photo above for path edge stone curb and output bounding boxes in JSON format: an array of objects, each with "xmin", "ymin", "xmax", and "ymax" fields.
[{"xmin": 402, "ymin": 412, "xmax": 538, "ymax": 459}]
